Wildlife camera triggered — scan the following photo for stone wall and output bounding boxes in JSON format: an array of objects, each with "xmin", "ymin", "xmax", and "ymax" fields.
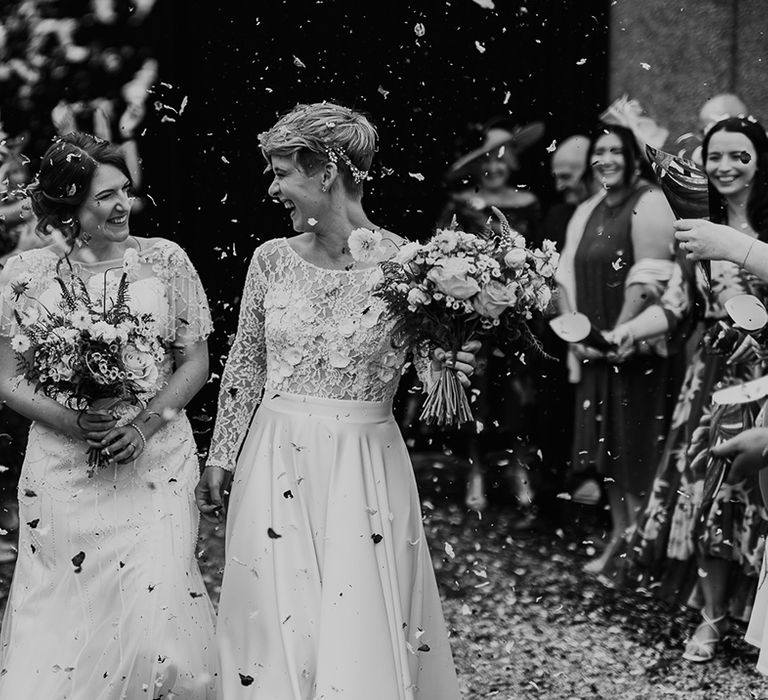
[{"xmin": 610, "ymin": 0, "xmax": 768, "ymax": 142}]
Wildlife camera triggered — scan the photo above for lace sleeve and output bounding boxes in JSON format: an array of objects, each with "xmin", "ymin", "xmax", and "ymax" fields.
[
  {"xmin": 207, "ymin": 251, "xmax": 268, "ymax": 472},
  {"xmin": 162, "ymin": 242, "xmax": 213, "ymax": 345}
]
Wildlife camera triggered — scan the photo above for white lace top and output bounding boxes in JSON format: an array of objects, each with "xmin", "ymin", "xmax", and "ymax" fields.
[{"xmin": 207, "ymin": 238, "xmax": 425, "ymax": 471}]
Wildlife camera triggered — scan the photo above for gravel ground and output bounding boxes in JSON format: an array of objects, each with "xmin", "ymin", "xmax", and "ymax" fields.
[{"xmin": 1, "ymin": 453, "xmax": 767, "ymax": 699}]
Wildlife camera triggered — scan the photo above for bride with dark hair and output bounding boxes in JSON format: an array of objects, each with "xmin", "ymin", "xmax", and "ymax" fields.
[{"xmin": 0, "ymin": 132, "xmax": 217, "ymax": 698}]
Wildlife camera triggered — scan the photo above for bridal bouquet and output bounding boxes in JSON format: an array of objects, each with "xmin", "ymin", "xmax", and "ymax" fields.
[
  {"xmin": 7, "ymin": 256, "xmax": 164, "ymax": 472},
  {"xmin": 349, "ymin": 209, "xmax": 559, "ymax": 427}
]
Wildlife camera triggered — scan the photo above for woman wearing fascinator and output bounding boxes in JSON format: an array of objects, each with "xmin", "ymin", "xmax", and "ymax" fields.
[
  {"xmin": 610, "ymin": 116, "xmax": 768, "ymax": 663},
  {"xmin": 435, "ymin": 118, "xmax": 543, "ymax": 514},
  {"xmin": 555, "ymin": 122, "xmax": 681, "ymax": 575},
  {"xmin": 196, "ymin": 102, "xmax": 477, "ymax": 699},
  {"xmin": 439, "ymin": 118, "xmax": 544, "ymax": 240}
]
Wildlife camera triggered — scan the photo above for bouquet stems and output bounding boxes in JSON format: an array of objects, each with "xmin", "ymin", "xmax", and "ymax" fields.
[
  {"xmin": 419, "ymin": 366, "xmax": 473, "ymax": 428},
  {"xmin": 85, "ymin": 396, "xmax": 124, "ymax": 477}
]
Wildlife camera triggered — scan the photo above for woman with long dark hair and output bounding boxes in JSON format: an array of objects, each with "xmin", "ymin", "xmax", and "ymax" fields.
[{"xmin": 612, "ymin": 116, "xmax": 768, "ymax": 663}]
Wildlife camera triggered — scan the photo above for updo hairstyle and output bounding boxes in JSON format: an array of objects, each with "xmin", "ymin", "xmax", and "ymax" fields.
[{"xmin": 29, "ymin": 132, "xmax": 132, "ymax": 242}]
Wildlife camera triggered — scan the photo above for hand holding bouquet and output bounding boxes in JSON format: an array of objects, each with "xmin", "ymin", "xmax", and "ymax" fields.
[
  {"xmin": 7, "ymin": 254, "xmax": 164, "ymax": 473},
  {"xmin": 349, "ymin": 209, "xmax": 559, "ymax": 427}
]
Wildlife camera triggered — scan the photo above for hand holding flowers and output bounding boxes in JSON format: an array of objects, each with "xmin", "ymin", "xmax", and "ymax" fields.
[
  {"xmin": 6, "ymin": 250, "xmax": 164, "ymax": 473},
  {"xmin": 347, "ymin": 210, "xmax": 559, "ymax": 427}
]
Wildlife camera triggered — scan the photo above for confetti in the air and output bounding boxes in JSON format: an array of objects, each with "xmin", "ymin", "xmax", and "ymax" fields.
[
  {"xmin": 475, "ymin": 41, "xmax": 486, "ymax": 53},
  {"xmin": 576, "ymin": 58, "xmax": 587, "ymax": 65},
  {"xmin": 414, "ymin": 22, "xmax": 425, "ymax": 37},
  {"xmin": 444, "ymin": 542, "xmax": 455, "ymax": 559},
  {"xmin": 408, "ymin": 172, "xmax": 425, "ymax": 181},
  {"xmin": 471, "ymin": 0, "xmax": 495, "ymax": 8},
  {"xmin": 546, "ymin": 140, "xmax": 557, "ymax": 153},
  {"xmin": 640, "ymin": 62, "xmax": 651, "ymax": 70},
  {"xmin": 293, "ymin": 55, "xmax": 306, "ymax": 68}
]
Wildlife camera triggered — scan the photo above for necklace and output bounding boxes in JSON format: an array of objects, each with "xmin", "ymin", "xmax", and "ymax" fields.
[{"xmin": 595, "ymin": 187, "xmax": 638, "ymax": 236}]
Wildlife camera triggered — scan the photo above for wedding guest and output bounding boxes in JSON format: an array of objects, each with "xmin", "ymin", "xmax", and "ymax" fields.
[
  {"xmin": 611, "ymin": 117, "xmax": 768, "ymax": 662},
  {"xmin": 674, "ymin": 214, "xmax": 768, "ymax": 673},
  {"xmin": 0, "ymin": 132, "xmax": 216, "ymax": 697},
  {"xmin": 532, "ymin": 135, "xmax": 593, "ymax": 524},
  {"xmin": 196, "ymin": 102, "xmax": 476, "ymax": 699},
  {"xmin": 437, "ymin": 119, "xmax": 543, "ymax": 513},
  {"xmin": 555, "ymin": 123, "xmax": 679, "ymax": 575},
  {"xmin": 540, "ymin": 135, "xmax": 592, "ymax": 249}
]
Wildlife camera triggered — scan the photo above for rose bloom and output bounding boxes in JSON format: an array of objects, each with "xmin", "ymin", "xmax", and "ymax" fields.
[
  {"xmin": 407, "ymin": 287, "xmax": 431, "ymax": 306},
  {"xmin": 426, "ymin": 258, "xmax": 480, "ymax": 300},
  {"xmin": 504, "ymin": 248, "xmax": 527, "ymax": 270},
  {"xmin": 393, "ymin": 241, "xmax": 422, "ymax": 264},
  {"xmin": 473, "ymin": 280, "xmax": 517, "ymax": 319},
  {"xmin": 121, "ymin": 345, "xmax": 160, "ymax": 392}
]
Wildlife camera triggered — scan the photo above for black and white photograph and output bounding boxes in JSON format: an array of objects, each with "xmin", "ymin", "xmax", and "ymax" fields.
[{"xmin": 1, "ymin": 1, "xmax": 768, "ymax": 698}]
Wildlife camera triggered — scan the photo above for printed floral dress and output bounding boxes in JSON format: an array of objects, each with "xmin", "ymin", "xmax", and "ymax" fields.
[{"xmin": 629, "ymin": 258, "xmax": 768, "ymax": 618}]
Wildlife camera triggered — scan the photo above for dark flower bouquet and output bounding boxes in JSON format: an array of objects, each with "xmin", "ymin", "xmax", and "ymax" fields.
[
  {"xmin": 349, "ymin": 209, "xmax": 559, "ymax": 427},
  {"xmin": 6, "ymin": 252, "xmax": 164, "ymax": 472}
]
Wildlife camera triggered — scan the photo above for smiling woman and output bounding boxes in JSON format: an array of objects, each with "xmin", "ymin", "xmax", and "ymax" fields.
[
  {"xmin": 0, "ymin": 133, "xmax": 218, "ymax": 698},
  {"xmin": 556, "ymin": 122, "xmax": 681, "ymax": 576},
  {"xmin": 196, "ymin": 102, "xmax": 476, "ymax": 699}
]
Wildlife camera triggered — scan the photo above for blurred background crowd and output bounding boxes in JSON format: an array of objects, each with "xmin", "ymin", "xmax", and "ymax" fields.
[{"xmin": 2, "ymin": 0, "xmax": 768, "ymax": 671}]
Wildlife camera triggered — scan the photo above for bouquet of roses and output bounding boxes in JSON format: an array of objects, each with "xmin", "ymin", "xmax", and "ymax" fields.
[
  {"xmin": 349, "ymin": 208, "xmax": 559, "ymax": 427},
  {"xmin": 7, "ymin": 255, "xmax": 165, "ymax": 472}
]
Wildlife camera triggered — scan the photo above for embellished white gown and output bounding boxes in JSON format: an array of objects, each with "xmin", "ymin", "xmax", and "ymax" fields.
[
  {"xmin": 208, "ymin": 238, "xmax": 461, "ymax": 700},
  {"xmin": 0, "ymin": 240, "xmax": 217, "ymax": 699}
]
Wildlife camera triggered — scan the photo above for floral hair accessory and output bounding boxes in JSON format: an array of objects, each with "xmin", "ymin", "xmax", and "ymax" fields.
[
  {"xmin": 601, "ymin": 95, "xmax": 669, "ymax": 150},
  {"xmin": 326, "ymin": 146, "xmax": 370, "ymax": 183}
]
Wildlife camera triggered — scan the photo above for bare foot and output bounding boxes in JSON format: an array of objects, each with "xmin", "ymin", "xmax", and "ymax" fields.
[{"xmin": 582, "ymin": 534, "xmax": 622, "ymax": 575}]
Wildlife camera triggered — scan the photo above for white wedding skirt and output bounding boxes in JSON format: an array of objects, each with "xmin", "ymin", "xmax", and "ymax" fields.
[
  {"xmin": 0, "ymin": 413, "xmax": 217, "ymax": 699},
  {"xmin": 217, "ymin": 392, "xmax": 461, "ymax": 700}
]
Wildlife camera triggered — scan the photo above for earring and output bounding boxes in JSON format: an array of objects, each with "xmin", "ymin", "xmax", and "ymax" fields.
[
  {"xmin": 77, "ymin": 230, "xmax": 92, "ymax": 247},
  {"xmin": 321, "ymin": 185, "xmax": 328, "ymax": 193}
]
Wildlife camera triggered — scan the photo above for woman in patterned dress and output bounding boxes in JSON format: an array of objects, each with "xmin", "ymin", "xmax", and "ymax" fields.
[
  {"xmin": 610, "ymin": 117, "xmax": 768, "ymax": 662},
  {"xmin": 195, "ymin": 103, "xmax": 477, "ymax": 699}
]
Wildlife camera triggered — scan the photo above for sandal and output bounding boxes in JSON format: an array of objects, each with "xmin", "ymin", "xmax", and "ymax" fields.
[{"xmin": 682, "ymin": 611, "xmax": 728, "ymax": 663}]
